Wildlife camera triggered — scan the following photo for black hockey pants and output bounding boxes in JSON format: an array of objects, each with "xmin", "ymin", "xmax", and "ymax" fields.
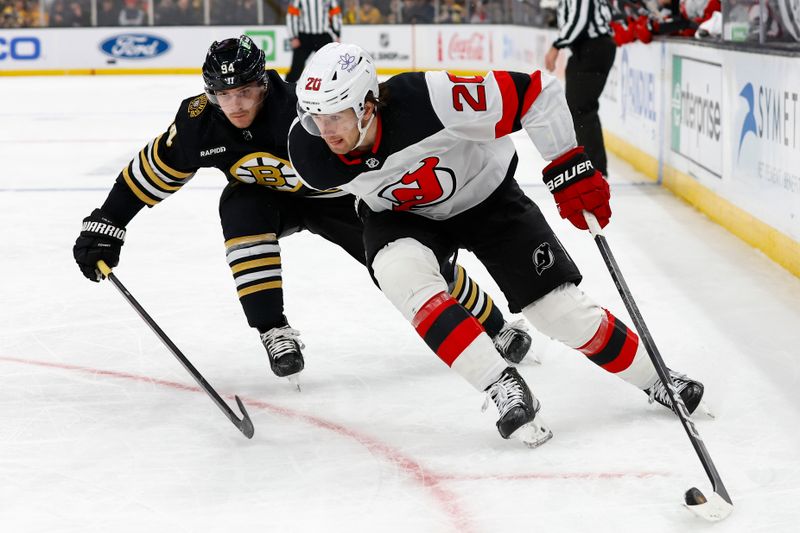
[{"xmin": 565, "ymin": 36, "xmax": 616, "ymax": 177}]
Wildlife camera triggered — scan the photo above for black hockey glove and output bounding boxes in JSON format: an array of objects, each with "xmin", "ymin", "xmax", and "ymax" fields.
[{"xmin": 73, "ymin": 208, "xmax": 126, "ymax": 282}]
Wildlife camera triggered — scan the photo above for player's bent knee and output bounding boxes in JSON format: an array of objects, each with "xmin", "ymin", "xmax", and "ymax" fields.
[
  {"xmin": 372, "ymin": 238, "xmax": 448, "ymax": 321},
  {"xmin": 522, "ymin": 282, "xmax": 604, "ymax": 348}
]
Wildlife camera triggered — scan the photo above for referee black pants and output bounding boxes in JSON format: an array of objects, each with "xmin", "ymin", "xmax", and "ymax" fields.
[
  {"xmin": 286, "ymin": 32, "xmax": 334, "ymax": 83},
  {"xmin": 565, "ymin": 36, "xmax": 616, "ymax": 176}
]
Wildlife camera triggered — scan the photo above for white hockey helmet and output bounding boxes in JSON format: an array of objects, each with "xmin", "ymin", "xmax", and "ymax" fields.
[{"xmin": 296, "ymin": 42, "xmax": 379, "ymax": 137}]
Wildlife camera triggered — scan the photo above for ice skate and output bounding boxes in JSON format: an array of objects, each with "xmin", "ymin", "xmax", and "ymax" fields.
[
  {"xmin": 260, "ymin": 324, "xmax": 305, "ymax": 390},
  {"xmin": 645, "ymin": 369, "xmax": 706, "ymax": 416},
  {"xmin": 483, "ymin": 367, "xmax": 552, "ymax": 448},
  {"xmin": 493, "ymin": 319, "xmax": 537, "ymax": 364}
]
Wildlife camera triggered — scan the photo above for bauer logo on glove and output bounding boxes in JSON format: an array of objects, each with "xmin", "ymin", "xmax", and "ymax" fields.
[
  {"xmin": 544, "ymin": 159, "xmax": 595, "ymax": 192},
  {"xmin": 542, "ymin": 146, "xmax": 611, "ymax": 231}
]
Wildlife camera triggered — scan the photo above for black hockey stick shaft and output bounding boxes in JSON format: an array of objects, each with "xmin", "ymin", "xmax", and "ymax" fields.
[
  {"xmin": 582, "ymin": 214, "xmax": 730, "ymax": 505},
  {"xmin": 96, "ymin": 261, "xmax": 254, "ymax": 439}
]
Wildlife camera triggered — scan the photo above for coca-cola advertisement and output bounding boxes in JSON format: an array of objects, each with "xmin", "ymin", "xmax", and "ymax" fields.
[{"xmin": 434, "ymin": 29, "xmax": 494, "ymax": 66}]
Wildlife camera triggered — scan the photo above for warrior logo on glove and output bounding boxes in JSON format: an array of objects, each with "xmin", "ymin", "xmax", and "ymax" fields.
[
  {"xmin": 80, "ymin": 220, "xmax": 126, "ymax": 241},
  {"xmin": 73, "ymin": 208, "xmax": 127, "ymax": 282}
]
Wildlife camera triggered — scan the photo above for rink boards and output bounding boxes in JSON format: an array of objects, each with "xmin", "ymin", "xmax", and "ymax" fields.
[{"xmin": 0, "ymin": 24, "xmax": 797, "ymax": 276}]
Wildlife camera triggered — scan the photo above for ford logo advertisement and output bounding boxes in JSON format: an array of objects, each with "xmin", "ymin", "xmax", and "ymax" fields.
[{"xmin": 100, "ymin": 34, "xmax": 169, "ymax": 60}]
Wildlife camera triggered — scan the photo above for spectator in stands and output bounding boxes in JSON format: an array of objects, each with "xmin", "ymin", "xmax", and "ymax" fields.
[
  {"xmin": 156, "ymin": 0, "xmax": 179, "ymax": 24},
  {"xmin": 119, "ymin": 0, "xmax": 146, "ymax": 25},
  {"xmin": 358, "ymin": 0, "xmax": 383, "ymax": 22},
  {"xmin": 403, "ymin": 0, "xmax": 433, "ymax": 23},
  {"xmin": 172, "ymin": 0, "xmax": 202, "ymax": 24},
  {"xmin": 48, "ymin": 0, "xmax": 67, "ymax": 26},
  {"xmin": 66, "ymin": 0, "xmax": 89, "ymax": 26},
  {"xmin": 233, "ymin": 0, "xmax": 258, "ymax": 23},
  {"xmin": 343, "ymin": 0, "xmax": 358, "ymax": 23},
  {"xmin": 26, "ymin": 0, "xmax": 46, "ymax": 27},
  {"xmin": 385, "ymin": 0, "xmax": 400, "ymax": 22},
  {"xmin": 469, "ymin": 0, "xmax": 490, "ymax": 22},
  {"xmin": 436, "ymin": 0, "xmax": 464, "ymax": 23},
  {"xmin": 1, "ymin": 0, "xmax": 28, "ymax": 27},
  {"xmin": 97, "ymin": 0, "xmax": 119, "ymax": 26},
  {"xmin": 1, "ymin": 2, "xmax": 16, "ymax": 27},
  {"xmin": 210, "ymin": 0, "xmax": 256, "ymax": 24}
]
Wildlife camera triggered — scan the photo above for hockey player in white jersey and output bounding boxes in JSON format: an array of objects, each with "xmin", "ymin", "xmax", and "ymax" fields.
[{"xmin": 287, "ymin": 42, "xmax": 704, "ymax": 446}]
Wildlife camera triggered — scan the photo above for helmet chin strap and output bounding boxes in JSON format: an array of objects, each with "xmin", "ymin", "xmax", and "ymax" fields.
[{"xmin": 349, "ymin": 111, "xmax": 375, "ymax": 152}]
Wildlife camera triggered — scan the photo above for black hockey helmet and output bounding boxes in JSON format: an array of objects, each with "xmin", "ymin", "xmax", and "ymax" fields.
[{"xmin": 202, "ymin": 35, "xmax": 267, "ymax": 104}]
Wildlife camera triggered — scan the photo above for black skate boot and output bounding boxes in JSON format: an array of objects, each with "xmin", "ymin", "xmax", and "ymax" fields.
[
  {"xmin": 483, "ymin": 367, "xmax": 552, "ymax": 447},
  {"xmin": 260, "ymin": 324, "xmax": 305, "ymax": 383},
  {"xmin": 492, "ymin": 320, "xmax": 535, "ymax": 364},
  {"xmin": 645, "ymin": 369, "xmax": 704, "ymax": 415}
]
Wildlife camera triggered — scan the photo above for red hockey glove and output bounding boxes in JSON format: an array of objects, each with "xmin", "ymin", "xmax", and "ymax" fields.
[
  {"xmin": 542, "ymin": 146, "xmax": 611, "ymax": 231},
  {"xmin": 610, "ymin": 20, "xmax": 635, "ymax": 46},
  {"xmin": 632, "ymin": 16, "xmax": 654, "ymax": 44}
]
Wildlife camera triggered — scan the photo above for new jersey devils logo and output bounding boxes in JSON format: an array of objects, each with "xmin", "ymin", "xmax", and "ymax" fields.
[
  {"xmin": 533, "ymin": 242, "xmax": 555, "ymax": 275},
  {"xmin": 378, "ymin": 157, "xmax": 456, "ymax": 212}
]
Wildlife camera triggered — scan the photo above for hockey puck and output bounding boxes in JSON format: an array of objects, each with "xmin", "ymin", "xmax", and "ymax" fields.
[{"xmin": 684, "ymin": 487, "xmax": 707, "ymax": 506}]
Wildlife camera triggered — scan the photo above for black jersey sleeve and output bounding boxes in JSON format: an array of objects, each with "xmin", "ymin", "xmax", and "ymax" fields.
[
  {"xmin": 112, "ymin": 95, "xmax": 208, "ymax": 208},
  {"xmin": 288, "ymin": 118, "xmax": 353, "ymax": 190}
]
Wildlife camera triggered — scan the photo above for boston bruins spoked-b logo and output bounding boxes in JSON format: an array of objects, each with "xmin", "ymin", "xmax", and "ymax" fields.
[
  {"xmin": 533, "ymin": 242, "xmax": 555, "ymax": 275},
  {"xmin": 230, "ymin": 152, "xmax": 302, "ymax": 192},
  {"xmin": 379, "ymin": 157, "xmax": 456, "ymax": 212}
]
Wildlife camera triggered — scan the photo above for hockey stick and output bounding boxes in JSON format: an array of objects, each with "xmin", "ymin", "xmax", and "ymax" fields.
[
  {"xmin": 582, "ymin": 212, "xmax": 732, "ymax": 521},
  {"xmin": 96, "ymin": 260, "xmax": 255, "ymax": 439}
]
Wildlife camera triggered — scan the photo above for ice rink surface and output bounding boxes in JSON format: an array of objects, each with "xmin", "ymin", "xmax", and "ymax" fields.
[{"xmin": 1, "ymin": 75, "xmax": 800, "ymax": 532}]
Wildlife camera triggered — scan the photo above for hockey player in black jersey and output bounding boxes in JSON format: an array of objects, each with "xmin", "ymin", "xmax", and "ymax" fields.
[
  {"xmin": 72, "ymin": 35, "xmax": 533, "ymax": 387},
  {"xmin": 288, "ymin": 42, "xmax": 705, "ymax": 446}
]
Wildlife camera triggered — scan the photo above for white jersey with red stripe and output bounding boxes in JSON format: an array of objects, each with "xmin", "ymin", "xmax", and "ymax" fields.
[{"xmin": 288, "ymin": 69, "xmax": 577, "ymax": 220}]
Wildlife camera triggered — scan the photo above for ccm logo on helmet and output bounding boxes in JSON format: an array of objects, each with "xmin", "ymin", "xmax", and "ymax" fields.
[{"xmin": 546, "ymin": 160, "xmax": 594, "ymax": 192}]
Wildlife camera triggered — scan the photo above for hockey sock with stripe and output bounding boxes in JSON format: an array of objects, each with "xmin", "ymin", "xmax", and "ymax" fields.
[
  {"xmin": 413, "ymin": 291, "xmax": 507, "ymax": 391},
  {"xmin": 448, "ymin": 264, "xmax": 505, "ymax": 338}
]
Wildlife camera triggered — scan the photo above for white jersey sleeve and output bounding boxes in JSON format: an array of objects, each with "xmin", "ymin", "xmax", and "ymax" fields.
[{"xmin": 424, "ymin": 70, "xmax": 577, "ymax": 161}]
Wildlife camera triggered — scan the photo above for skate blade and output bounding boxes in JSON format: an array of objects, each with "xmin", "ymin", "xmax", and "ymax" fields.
[
  {"xmin": 523, "ymin": 352, "xmax": 542, "ymax": 365},
  {"xmin": 287, "ymin": 374, "xmax": 302, "ymax": 392},
  {"xmin": 512, "ymin": 416, "xmax": 553, "ymax": 448},
  {"xmin": 698, "ymin": 400, "xmax": 715, "ymax": 419}
]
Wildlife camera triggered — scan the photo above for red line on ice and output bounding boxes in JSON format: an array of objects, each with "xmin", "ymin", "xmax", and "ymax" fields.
[
  {"xmin": 1, "ymin": 355, "xmax": 670, "ymax": 529},
  {"xmin": 0, "ymin": 356, "xmax": 475, "ymax": 533}
]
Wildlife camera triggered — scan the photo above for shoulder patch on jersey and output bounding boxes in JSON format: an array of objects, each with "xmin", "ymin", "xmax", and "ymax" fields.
[
  {"xmin": 188, "ymin": 95, "xmax": 208, "ymax": 118},
  {"xmin": 166, "ymin": 123, "xmax": 178, "ymax": 147}
]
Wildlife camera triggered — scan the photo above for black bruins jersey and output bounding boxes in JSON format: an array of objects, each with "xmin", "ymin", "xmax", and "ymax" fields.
[{"xmin": 104, "ymin": 70, "xmax": 344, "ymax": 223}]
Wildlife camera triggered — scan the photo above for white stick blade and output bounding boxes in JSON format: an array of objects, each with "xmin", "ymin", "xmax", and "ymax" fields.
[{"xmin": 684, "ymin": 491, "xmax": 734, "ymax": 522}]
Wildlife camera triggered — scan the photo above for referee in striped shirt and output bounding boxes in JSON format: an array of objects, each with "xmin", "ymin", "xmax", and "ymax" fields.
[
  {"xmin": 285, "ymin": 0, "xmax": 343, "ymax": 83},
  {"xmin": 544, "ymin": 0, "xmax": 615, "ymax": 177}
]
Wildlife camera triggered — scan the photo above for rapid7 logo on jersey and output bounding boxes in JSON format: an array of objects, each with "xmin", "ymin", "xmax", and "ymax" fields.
[
  {"xmin": 379, "ymin": 157, "xmax": 456, "ymax": 211},
  {"xmin": 448, "ymin": 73, "xmax": 487, "ymax": 112}
]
